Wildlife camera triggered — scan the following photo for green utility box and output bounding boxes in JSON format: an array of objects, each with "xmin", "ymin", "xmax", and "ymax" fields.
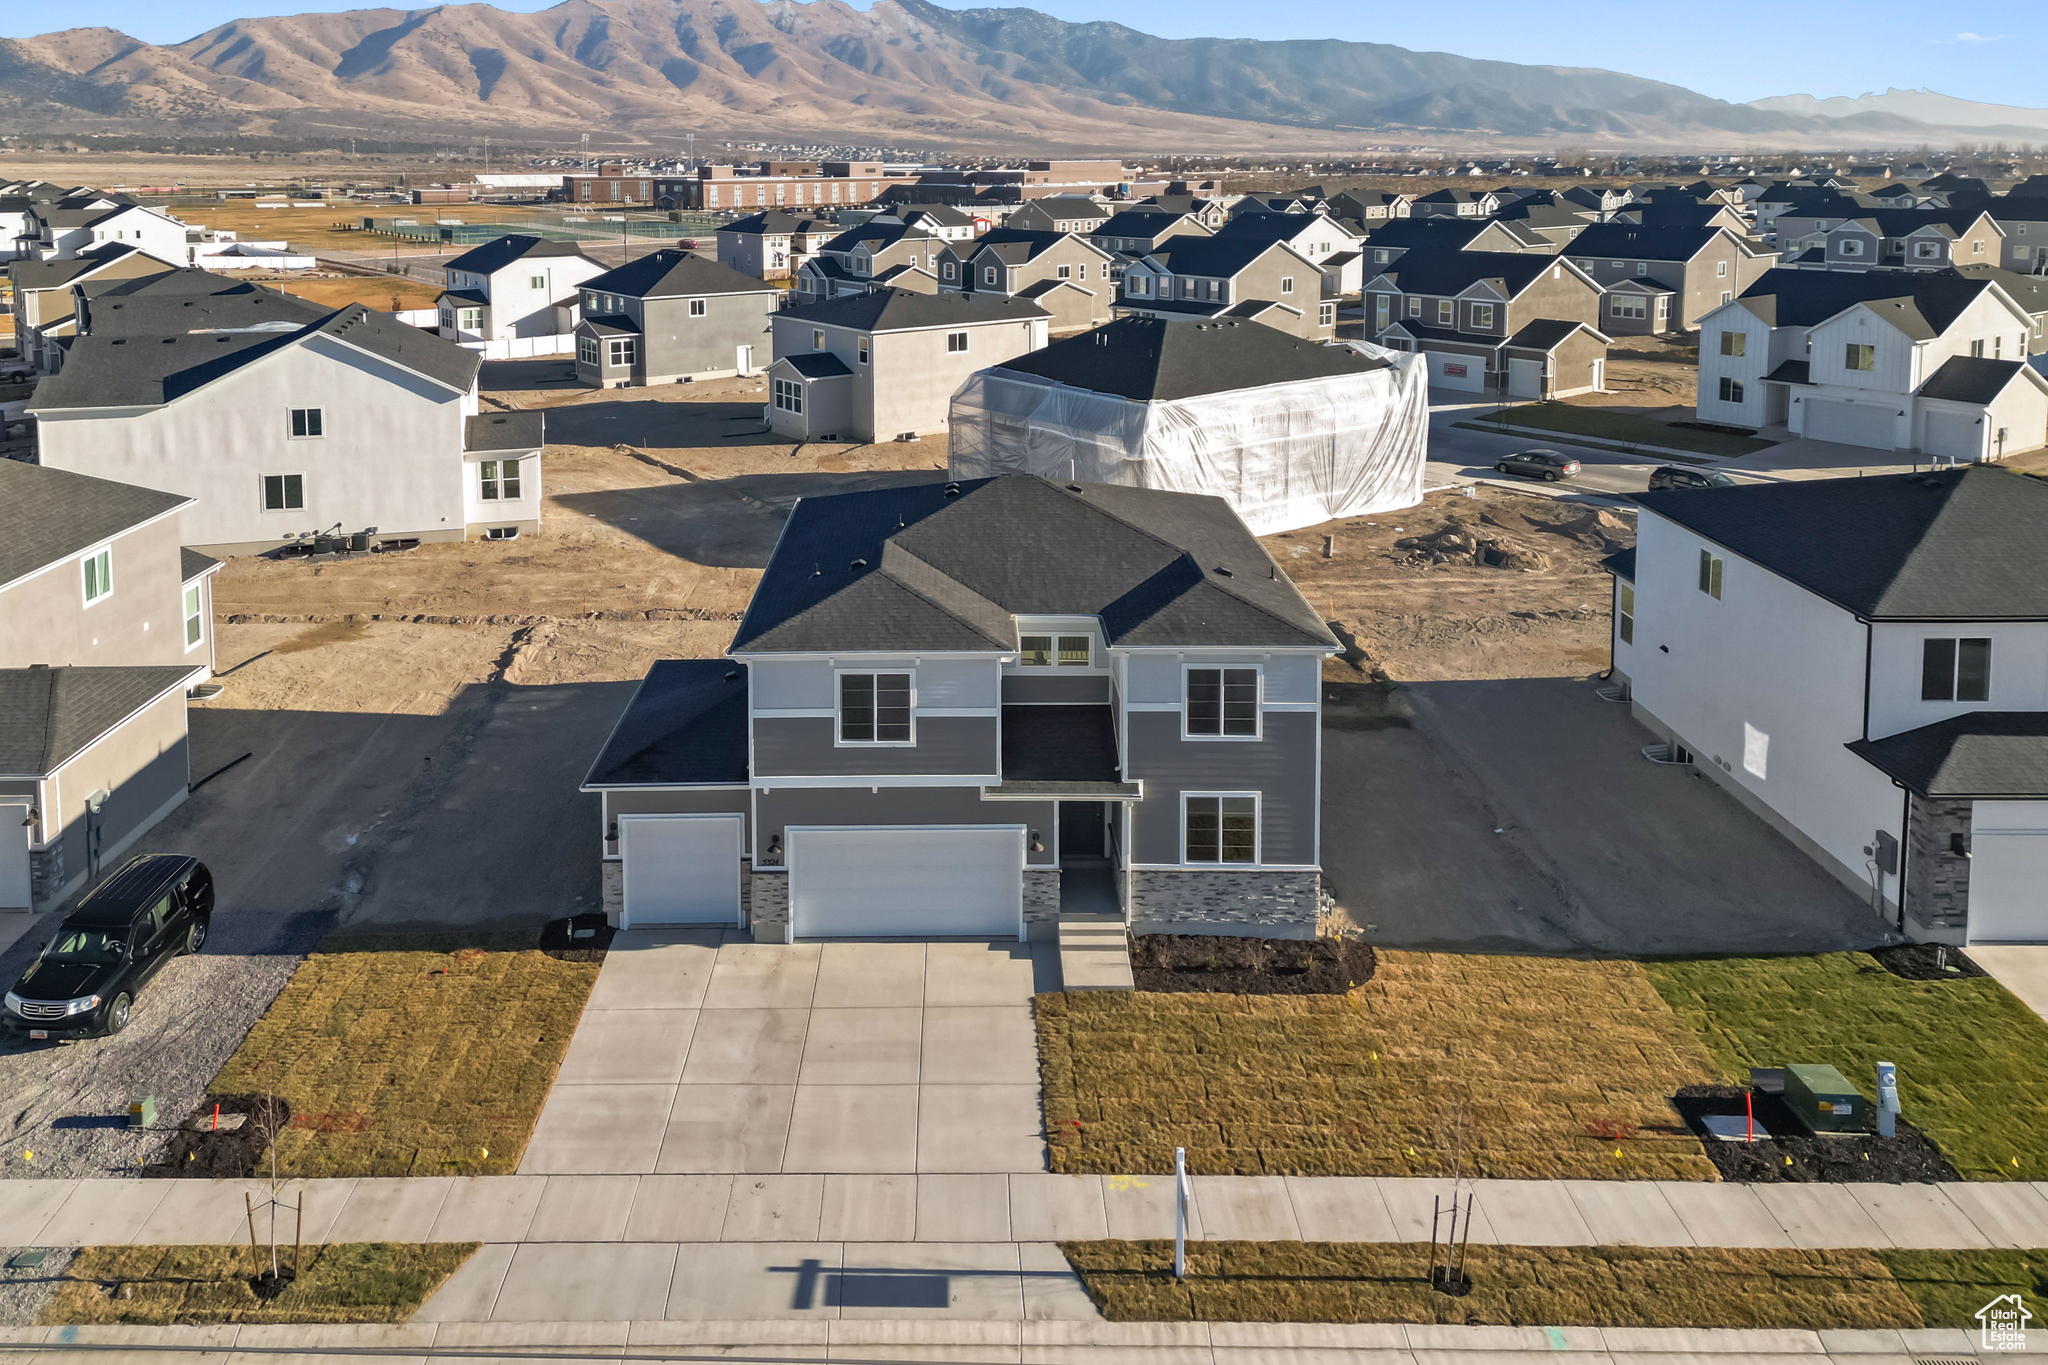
[
  {"xmin": 128, "ymin": 1095, "xmax": 156, "ymax": 1129},
  {"xmin": 1784, "ymin": 1064, "xmax": 1863, "ymax": 1134}
]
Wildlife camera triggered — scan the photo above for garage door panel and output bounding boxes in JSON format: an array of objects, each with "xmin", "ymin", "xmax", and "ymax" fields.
[
  {"xmin": 1804, "ymin": 399, "xmax": 1896, "ymax": 450},
  {"xmin": 1426, "ymin": 352, "xmax": 1484, "ymax": 392},
  {"xmin": 790, "ymin": 826, "xmax": 1022, "ymax": 939},
  {"xmin": 1967, "ymin": 801, "xmax": 2048, "ymax": 944},
  {"xmin": 1923, "ymin": 409, "xmax": 1981, "ymax": 461},
  {"xmin": 621, "ymin": 814, "xmax": 743, "ymax": 927}
]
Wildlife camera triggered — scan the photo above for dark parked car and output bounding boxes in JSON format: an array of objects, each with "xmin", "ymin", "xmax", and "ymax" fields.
[
  {"xmin": 3, "ymin": 855, "xmax": 213, "ymax": 1040},
  {"xmin": 1648, "ymin": 465, "xmax": 1738, "ymax": 491},
  {"xmin": 1494, "ymin": 448, "xmax": 1581, "ymax": 482}
]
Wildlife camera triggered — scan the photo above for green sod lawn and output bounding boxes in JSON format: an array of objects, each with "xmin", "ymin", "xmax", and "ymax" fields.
[
  {"xmin": 1061, "ymin": 1240, "xmax": 2046, "ymax": 1329},
  {"xmin": 1469, "ymin": 402, "xmax": 1775, "ymax": 457},
  {"xmin": 1643, "ymin": 953, "xmax": 2048, "ymax": 1180}
]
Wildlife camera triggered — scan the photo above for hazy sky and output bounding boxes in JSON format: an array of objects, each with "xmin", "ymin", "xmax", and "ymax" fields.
[{"xmin": 9, "ymin": 0, "xmax": 2046, "ymax": 109}]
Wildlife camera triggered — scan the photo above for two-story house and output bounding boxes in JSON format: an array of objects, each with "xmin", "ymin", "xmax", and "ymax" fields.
[
  {"xmin": 437, "ymin": 235, "xmax": 605, "ymax": 341},
  {"xmin": 1693, "ymin": 269, "xmax": 2046, "ymax": 456},
  {"xmin": 765, "ymin": 288, "xmax": 1050, "ymax": 443},
  {"xmin": 1137, "ymin": 195, "xmax": 1231, "ymax": 228},
  {"xmin": 582, "ymin": 475, "xmax": 1338, "ymax": 940},
  {"xmin": 1608, "ymin": 468, "xmax": 2048, "ymax": 942},
  {"xmin": 1410, "ymin": 189, "xmax": 1508, "ymax": 219},
  {"xmin": 1982, "ymin": 195, "xmax": 2048, "ymax": 276},
  {"xmin": 1490, "ymin": 201, "xmax": 1598, "ymax": 250},
  {"xmin": 29, "ymin": 305, "xmax": 544, "ymax": 553},
  {"xmin": 1326, "ymin": 191, "xmax": 1415, "ymax": 224},
  {"xmin": 1561, "ymin": 184, "xmax": 1634, "ymax": 214},
  {"xmin": 1794, "ymin": 210, "xmax": 2005, "ymax": 274},
  {"xmin": 1364, "ymin": 248, "xmax": 1608, "ymax": 397},
  {"xmin": 1007, "ymin": 197, "xmax": 1110, "ymax": 234},
  {"xmin": 1565, "ymin": 224, "xmax": 1778, "ymax": 333},
  {"xmin": 10, "ymin": 244, "xmax": 176, "ymax": 373},
  {"xmin": 574, "ymin": 250, "xmax": 780, "ymax": 387},
  {"xmin": 1955, "ymin": 264, "xmax": 2048, "ymax": 353},
  {"xmin": 1090, "ymin": 211, "xmax": 1213, "ymax": 259},
  {"xmin": 865, "ymin": 204, "xmax": 981, "ymax": 243},
  {"xmin": 1361, "ymin": 217, "xmax": 1554, "ymax": 271},
  {"xmin": 794, "ymin": 222, "xmax": 944, "ymax": 301},
  {"xmin": 70, "ymin": 269, "xmax": 328, "ymax": 342},
  {"xmin": 0, "ymin": 460, "xmax": 217, "ymax": 911},
  {"xmin": 1115, "ymin": 237, "xmax": 1333, "ymax": 341},
  {"xmin": 939, "ymin": 229, "xmax": 1117, "ymax": 333},
  {"xmin": 714, "ymin": 211, "xmax": 838, "ymax": 281}
]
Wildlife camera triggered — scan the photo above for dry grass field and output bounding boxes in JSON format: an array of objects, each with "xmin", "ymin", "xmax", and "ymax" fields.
[
  {"xmin": 42, "ymin": 1243, "xmax": 477, "ymax": 1325},
  {"xmin": 275, "ymin": 274, "xmax": 447, "ymax": 311},
  {"xmin": 209, "ymin": 934, "xmax": 598, "ymax": 1176},
  {"xmin": 1061, "ymin": 1240, "xmax": 2036, "ymax": 1330},
  {"xmin": 1039, "ymin": 952, "xmax": 1721, "ymax": 1179}
]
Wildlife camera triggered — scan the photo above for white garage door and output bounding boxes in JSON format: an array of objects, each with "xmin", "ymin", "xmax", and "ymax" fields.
[
  {"xmin": 789, "ymin": 825, "xmax": 1023, "ymax": 940},
  {"xmin": 620, "ymin": 813, "xmax": 743, "ymax": 927},
  {"xmin": 1968, "ymin": 801, "xmax": 2048, "ymax": 943},
  {"xmin": 1426, "ymin": 351, "xmax": 1484, "ymax": 392},
  {"xmin": 1803, "ymin": 399, "xmax": 1896, "ymax": 450},
  {"xmin": 1507, "ymin": 358, "xmax": 1544, "ymax": 399},
  {"xmin": 1923, "ymin": 409, "xmax": 1982, "ymax": 462}
]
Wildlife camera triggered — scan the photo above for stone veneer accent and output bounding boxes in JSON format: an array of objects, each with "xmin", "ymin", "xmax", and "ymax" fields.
[
  {"xmin": 600, "ymin": 860, "xmax": 624, "ymax": 926},
  {"xmin": 750, "ymin": 870, "xmax": 789, "ymax": 944},
  {"xmin": 1023, "ymin": 868, "xmax": 1062, "ymax": 940},
  {"xmin": 1904, "ymin": 795, "xmax": 1972, "ymax": 938},
  {"xmin": 29, "ymin": 843, "xmax": 65, "ymax": 912},
  {"xmin": 1128, "ymin": 869, "xmax": 1320, "ymax": 939}
]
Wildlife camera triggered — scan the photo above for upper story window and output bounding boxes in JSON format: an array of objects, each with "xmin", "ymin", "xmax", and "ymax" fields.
[
  {"xmin": 1280, "ymin": 276, "xmax": 1294, "ymax": 294},
  {"xmin": 183, "ymin": 584, "xmax": 204, "ymax": 650},
  {"xmin": 81, "ymin": 546, "xmax": 112, "ymax": 606},
  {"xmin": 1436, "ymin": 299, "xmax": 1453, "ymax": 324},
  {"xmin": 1845, "ymin": 343, "xmax": 1876, "ymax": 372},
  {"xmin": 1698, "ymin": 550, "xmax": 1724, "ymax": 600},
  {"xmin": 984, "ymin": 265, "xmax": 999, "ymax": 285},
  {"xmin": 857, "ymin": 336, "xmax": 870, "ymax": 364},
  {"xmin": 1915, "ymin": 240, "xmax": 1942, "ymax": 260},
  {"xmin": 1057, "ymin": 264, "xmax": 1072, "ymax": 279},
  {"xmin": 1616, "ymin": 583, "xmax": 1635, "ymax": 645},
  {"xmin": 1922, "ymin": 637, "xmax": 1990, "ymax": 703},
  {"xmin": 947, "ymin": 331, "xmax": 969, "ymax": 354},
  {"xmin": 1406, "ymin": 297, "xmax": 1422, "ymax": 318},
  {"xmin": 943, "ymin": 261, "xmax": 956, "ymax": 279},
  {"xmin": 289, "ymin": 408, "xmax": 323, "ymax": 439},
  {"xmin": 1471, "ymin": 304, "xmax": 1495, "ymax": 329},
  {"xmin": 529, "ymin": 274, "xmax": 546, "ymax": 289},
  {"xmin": 839, "ymin": 671, "xmax": 912, "ymax": 744},
  {"xmin": 1838, "ymin": 239, "xmax": 1864, "ymax": 257},
  {"xmin": 689, "ymin": 299, "xmax": 707, "ymax": 317},
  {"xmin": 1186, "ymin": 666, "xmax": 1259, "ymax": 739},
  {"xmin": 1636, "ymin": 262, "xmax": 1649, "ymax": 276},
  {"xmin": 813, "ymin": 329, "xmax": 827, "ymax": 350},
  {"xmin": 1720, "ymin": 330, "xmax": 1745, "ymax": 357}
]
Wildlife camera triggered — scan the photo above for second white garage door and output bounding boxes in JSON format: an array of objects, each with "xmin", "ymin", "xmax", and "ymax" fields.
[
  {"xmin": 1923, "ymin": 409, "xmax": 1983, "ymax": 462},
  {"xmin": 1968, "ymin": 801, "xmax": 2048, "ymax": 943},
  {"xmin": 788, "ymin": 825, "xmax": 1024, "ymax": 940},
  {"xmin": 620, "ymin": 813, "xmax": 743, "ymax": 928},
  {"xmin": 1803, "ymin": 399, "xmax": 1897, "ymax": 450}
]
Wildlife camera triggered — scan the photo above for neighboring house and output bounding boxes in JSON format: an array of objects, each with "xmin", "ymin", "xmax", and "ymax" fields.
[
  {"xmin": 1364, "ymin": 248, "xmax": 1609, "ymax": 397},
  {"xmin": 940, "ymin": 229, "xmax": 1117, "ymax": 333},
  {"xmin": 0, "ymin": 460, "xmax": 216, "ymax": 911},
  {"xmin": 1795, "ymin": 210, "xmax": 2005, "ymax": 274},
  {"xmin": 1362, "ymin": 217, "xmax": 1553, "ymax": 269},
  {"xmin": 1694, "ymin": 269, "xmax": 2045, "ymax": 455},
  {"xmin": 1490, "ymin": 200, "xmax": 1599, "ymax": 249},
  {"xmin": 1090, "ymin": 210, "xmax": 1213, "ymax": 257},
  {"xmin": 9, "ymin": 245, "xmax": 176, "ymax": 372},
  {"xmin": 1608, "ymin": 467, "xmax": 2048, "ymax": 942},
  {"xmin": 1116, "ymin": 237, "xmax": 1335, "ymax": 341},
  {"xmin": 1562, "ymin": 184, "xmax": 1634, "ymax": 214},
  {"xmin": 574, "ymin": 250, "xmax": 779, "ymax": 387},
  {"xmin": 765, "ymin": 288, "xmax": 1050, "ymax": 443},
  {"xmin": 1007, "ymin": 197, "xmax": 1110, "ymax": 234},
  {"xmin": 1138, "ymin": 195, "xmax": 1231, "ymax": 228},
  {"xmin": 71, "ymin": 269, "xmax": 328, "ymax": 340},
  {"xmin": 1980, "ymin": 196, "xmax": 2048, "ymax": 275},
  {"xmin": 795, "ymin": 222, "xmax": 944, "ymax": 301},
  {"xmin": 714, "ymin": 211, "xmax": 837, "ymax": 281},
  {"xmin": 28, "ymin": 305, "xmax": 544, "ymax": 554},
  {"xmin": 1410, "ymin": 188, "xmax": 1507, "ymax": 218},
  {"xmin": 1610, "ymin": 203, "xmax": 1752, "ymax": 236},
  {"xmin": 1213, "ymin": 212, "xmax": 1363, "ymax": 268},
  {"xmin": 869, "ymin": 204, "xmax": 980, "ymax": 243},
  {"xmin": 1326, "ymin": 191, "xmax": 1414, "ymax": 223},
  {"xmin": 1954, "ymin": 264, "xmax": 2048, "ymax": 352},
  {"xmin": 583, "ymin": 475, "xmax": 1338, "ymax": 940},
  {"xmin": 1566, "ymin": 224, "xmax": 1778, "ymax": 332},
  {"xmin": 437, "ymin": 235, "xmax": 605, "ymax": 341}
]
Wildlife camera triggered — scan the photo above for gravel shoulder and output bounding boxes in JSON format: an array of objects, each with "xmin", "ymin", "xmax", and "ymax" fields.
[{"xmin": 0, "ymin": 1247, "xmax": 76, "ymax": 1327}]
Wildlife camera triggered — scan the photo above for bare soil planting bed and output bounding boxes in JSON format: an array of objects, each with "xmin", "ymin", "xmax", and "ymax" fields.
[
  {"xmin": 1127, "ymin": 935, "xmax": 1376, "ymax": 995},
  {"xmin": 1670, "ymin": 1085, "xmax": 1961, "ymax": 1183}
]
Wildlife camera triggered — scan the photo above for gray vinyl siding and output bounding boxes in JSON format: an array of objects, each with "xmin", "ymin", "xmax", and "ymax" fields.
[
  {"xmin": 750, "ymin": 657, "xmax": 1000, "ymax": 710},
  {"xmin": 754, "ymin": 785, "xmax": 1055, "ymax": 867},
  {"xmin": 1125, "ymin": 710, "xmax": 1318, "ymax": 866},
  {"xmin": 751, "ymin": 716, "xmax": 998, "ymax": 777},
  {"xmin": 638, "ymin": 293, "xmax": 776, "ymax": 382},
  {"xmin": 1002, "ymin": 674, "xmax": 1111, "ymax": 703}
]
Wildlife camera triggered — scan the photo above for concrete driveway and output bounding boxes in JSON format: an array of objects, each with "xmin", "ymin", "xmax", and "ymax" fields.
[
  {"xmin": 521, "ymin": 933, "xmax": 1057, "ymax": 1176},
  {"xmin": 1323, "ymin": 675, "xmax": 1892, "ymax": 954}
]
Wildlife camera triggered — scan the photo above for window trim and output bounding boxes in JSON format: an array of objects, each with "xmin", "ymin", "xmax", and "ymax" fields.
[
  {"xmin": 183, "ymin": 582, "xmax": 205, "ymax": 651},
  {"xmin": 288, "ymin": 407, "xmax": 324, "ymax": 440},
  {"xmin": 946, "ymin": 330, "xmax": 969, "ymax": 354},
  {"xmin": 1183, "ymin": 664, "xmax": 1262, "ymax": 741},
  {"xmin": 834, "ymin": 668, "xmax": 916, "ymax": 746},
  {"xmin": 688, "ymin": 298, "xmax": 707, "ymax": 317},
  {"xmin": 261, "ymin": 473, "xmax": 305, "ymax": 513},
  {"xmin": 1616, "ymin": 582, "xmax": 1634, "ymax": 646},
  {"xmin": 80, "ymin": 544, "xmax": 113, "ymax": 607},
  {"xmin": 1921, "ymin": 636, "xmax": 1991, "ymax": 703},
  {"xmin": 1181, "ymin": 791, "xmax": 1261, "ymax": 866},
  {"xmin": 772, "ymin": 377, "xmax": 804, "ymax": 414},
  {"xmin": 605, "ymin": 337, "xmax": 637, "ymax": 368},
  {"xmin": 1697, "ymin": 549, "xmax": 1724, "ymax": 601}
]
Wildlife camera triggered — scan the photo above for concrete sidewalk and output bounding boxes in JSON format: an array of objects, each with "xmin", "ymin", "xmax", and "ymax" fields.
[
  {"xmin": 0, "ymin": 1317, "xmax": 2023, "ymax": 1362},
  {"xmin": 8, "ymin": 1172, "xmax": 2048, "ymax": 1250}
]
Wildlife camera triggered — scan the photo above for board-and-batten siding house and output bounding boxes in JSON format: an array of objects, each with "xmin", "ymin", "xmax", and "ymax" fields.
[{"xmin": 437, "ymin": 235, "xmax": 606, "ymax": 341}]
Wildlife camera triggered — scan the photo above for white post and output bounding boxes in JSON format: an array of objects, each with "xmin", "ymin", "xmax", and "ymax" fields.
[
  {"xmin": 1173, "ymin": 1146, "xmax": 1188, "ymax": 1282},
  {"xmin": 1876, "ymin": 1061, "xmax": 1899, "ymax": 1139}
]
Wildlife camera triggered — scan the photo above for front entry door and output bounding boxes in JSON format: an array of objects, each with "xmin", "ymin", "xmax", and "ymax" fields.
[{"xmin": 1058, "ymin": 802, "xmax": 1106, "ymax": 863}]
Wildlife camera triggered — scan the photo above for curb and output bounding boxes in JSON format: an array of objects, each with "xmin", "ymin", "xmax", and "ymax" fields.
[{"xmin": 1451, "ymin": 418, "xmax": 1763, "ymax": 463}]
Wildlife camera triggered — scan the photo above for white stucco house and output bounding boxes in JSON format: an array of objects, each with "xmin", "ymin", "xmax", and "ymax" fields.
[
  {"xmin": 28, "ymin": 305, "xmax": 543, "ymax": 555},
  {"xmin": 1695, "ymin": 267, "xmax": 2048, "ymax": 459},
  {"xmin": 438, "ymin": 235, "xmax": 607, "ymax": 342},
  {"xmin": 1608, "ymin": 466, "xmax": 2048, "ymax": 944}
]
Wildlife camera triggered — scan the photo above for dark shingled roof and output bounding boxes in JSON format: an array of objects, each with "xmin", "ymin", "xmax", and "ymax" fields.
[
  {"xmin": 0, "ymin": 666, "xmax": 197, "ymax": 777},
  {"xmin": 1504, "ymin": 319, "xmax": 1598, "ymax": 351},
  {"xmin": 778, "ymin": 352, "xmax": 855, "ymax": 379},
  {"xmin": 465, "ymin": 410, "xmax": 546, "ymax": 452},
  {"xmin": 989, "ymin": 316, "xmax": 1381, "ymax": 402},
  {"xmin": 1732, "ymin": 268, "xmax": 1992, "ymax": 331},
  {"xmin": 444, "ymin": 234, "xmax": 602, "ymax": 276},
  {"xmin": 1000, "ymin": 705, "xmax": 1120, "ymax": 782},
  {"xmin": 1602, "ymin": 547, "xmax": 1637, "ymax": 580},
  {"xmin": 718, "ymin": 211, "xmax": 834, "ymax": 238},
  {"xmin": 1632, "ymin": 465, "xmax": 2048, "ymax": 620},
  {"xmin": 1848, "ymin": 713, "xmax": 2048, "ymax": 798},
  {"xmin": 77, "ymin": 273, "xmax": 328, "ymax": 337},
  {"xmin": 1567, "ymin": 223, "xmax": 1727, "ymax": 262},
  {"xmin": 180, "ymin": 548, "xmax": 221, "ymax": 582},
  {"xmin": 1139, "ymin": 236, "xmax": 1302, "ymax": 278},
  {"xmin": 8, "ymin": 244, "xmax": 160, "ymax": 290},
  {"xmin": 582, "ymin": 660, "xmax": 749, "ymax": 787},
  {"xmin": 731, "ymin": 476, "xmax": 1337, "ymax": 654},
  {"xmin": 1213, "ymin": 214, "xmax": 1356, "ymax": 245},
  {"xmin": 1369, "ymin": 248, "xmax": 1573, "ymax": 298},
  {"xmin": 582, "ymin": 249, "xmax": 777, "ymax": 300},
  {"xmin": 779, "ymin": 286, "xmax": 1048, "ymax": 332},
  {"xmin": 1917, "ymin": 356, "xmax": 2028, "ymax": 405},
  {"xmin": 0, "ymin": 461, "xmax": 190, "ymax": 590},
  {"xmin": 1095, "ymin": 210, "xmax": 1199, "ymax": 239},
  {"xmin": 1364, "ymin": 219, "xmax": 1493, "ymax": 251}
]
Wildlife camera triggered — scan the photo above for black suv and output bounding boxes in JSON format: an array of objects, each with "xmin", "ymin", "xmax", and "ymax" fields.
[
  {"xmin": 1648, "ymin": 466, "xmax": 1737, "ymax": 491},
  {"xmin": 4, "ymin": 856, "xmax": 213, "ymax": 1039},
  {"xmin": 1494, "ymin": 449, "xmax": 1581, "ymax": 482}
]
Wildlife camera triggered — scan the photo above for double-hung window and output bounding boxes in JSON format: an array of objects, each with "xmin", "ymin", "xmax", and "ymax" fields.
[
  {"xmin": 1184, "ymin": 795, "xmax": 1257, "ymax": 864},
  {"xmin": 183, "ymin": 584, "xmax": 204, "ymax": 649},
  {"xmin": 1436, "ymin": 299, "xmax": 1453, "ymax": 324},
  {"xmin": 479, "ymin": 458, "xmax": 521, "ymax": 500},
  {"xmin": 1616, "ymin": 583, "xmax": 1634, "ymax": 645},
  {"xmin": 289, "ymin": 407, "xmax": 323, "ymax": 438},
  {"xmin": 1470, "ymin": 304, "xmax": 1494, "ymax": 329},
  {"xmin": 839, "ymin": 672, "xmax": 912, "ymax": 743},
  {"xmin": 81, "ymin": 547, "xmax": 112, "ymax": 605},
  {"xmin": 1186, "ymin": 667, "xmax": 1259, "ymax": 738},
  {"xmin": 1921, "ymin": 638, "xmax": 1991, "ymax": 702},
  {"xmin": 1697, "ymin": 550, "xmax": 1723, "ymax": 600},
  {"xmin": 1719, "ymin": 330, "xmax": 1745, "ymax": 356}
]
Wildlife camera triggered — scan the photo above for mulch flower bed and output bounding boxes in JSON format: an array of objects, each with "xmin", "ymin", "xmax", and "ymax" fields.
[
  {"xmin": 538, "ymin": 912, "xmax": 616, "ymax": 963},
  {"xmin": 1670, "ymin": 1085, "xmax": 1959, "ymax": 1183},
  {"xmin": 1868, "ymin": 944, "xmax": 1986, "ymax": 982},
  {"xmin": 1126, "ymin": 934, "xmax": 1376, "ymax": 995},
  {"xmin": 144, "ymin": 1094, "xmax": 292, "ymax": 1179}
]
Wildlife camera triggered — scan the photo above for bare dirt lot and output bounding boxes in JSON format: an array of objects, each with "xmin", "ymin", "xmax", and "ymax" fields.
[{"xmin": 1557, "ymin": 332, "xmax": 1701, "ymax": 423}]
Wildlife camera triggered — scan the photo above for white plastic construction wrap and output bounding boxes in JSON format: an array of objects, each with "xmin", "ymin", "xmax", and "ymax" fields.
[{"xmin": 947, "ymin": 343, "xmax": 1429, "ymax": 534}]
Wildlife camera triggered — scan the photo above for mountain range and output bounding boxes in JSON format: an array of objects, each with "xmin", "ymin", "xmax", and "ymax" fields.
[{"xmin": 2, "ymin": 0, "xmax": 2045, "ymax": 152}]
